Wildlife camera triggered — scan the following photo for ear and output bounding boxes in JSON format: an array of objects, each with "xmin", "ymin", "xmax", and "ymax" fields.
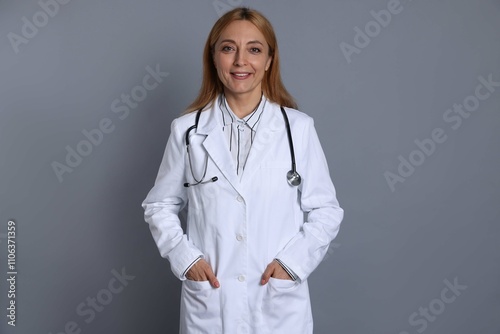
[{"xmin": 265, "ymin": 56, "xmax": 272, "ymax": 71}]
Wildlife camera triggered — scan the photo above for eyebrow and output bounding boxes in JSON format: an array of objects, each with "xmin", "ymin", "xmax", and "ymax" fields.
[{"xmin": 219, "ymin": 39, "xmax": 264, "ymax": 46}]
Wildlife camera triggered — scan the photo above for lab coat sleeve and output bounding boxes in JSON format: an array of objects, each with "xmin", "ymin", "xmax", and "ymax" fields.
[
  {"xmin": 274, "ymin": 116, "xmax": 344, "ymax": 282},
  {"xmin": 141, "ymin": 118, "xmax": 204, "ymax": 280}
]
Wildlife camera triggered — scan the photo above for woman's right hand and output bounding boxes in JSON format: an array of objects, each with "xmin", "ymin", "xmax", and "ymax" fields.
[{"xmin": 185, "ymin": 259, "xmax": 220, "ymax": 288}]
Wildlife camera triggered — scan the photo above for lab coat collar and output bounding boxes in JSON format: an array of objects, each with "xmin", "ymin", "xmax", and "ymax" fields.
[{"xmin": 195, "ymin": 94, "xmax": 282, "ymax": 194}]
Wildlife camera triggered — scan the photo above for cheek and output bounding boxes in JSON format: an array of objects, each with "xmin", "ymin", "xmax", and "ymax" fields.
[
  {"xmin": 256, "ymin": 58, "xmax": 270, "ymax": 72},
  {"xmin": 219, "ymin": 69, "xmax": 232, "ymax": 84},
  {"xmin": 217, "ymin": 61, "xmax": 233, "ymax": 77},
  {"xmin": 213, "ymin": 55, "xmax": 224, "ymax": 70},
  {"xmin": 214, "ymin": 61, "xmax": 228, "ymax": 80},
  {"xmin": 254, "ymin": 63, "xmax": 268, "ymax": 77}
]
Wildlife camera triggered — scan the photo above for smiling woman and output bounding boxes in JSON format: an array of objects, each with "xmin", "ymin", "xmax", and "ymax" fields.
[
  {"xmin": 142, "ymin": 7, "xmax": 344, "ymax": 334},
  {"xmin": 185, "ymin": 7, "xmax": 297, "ymax": 115},
  {"xmin": 211, "ymin": 20, "xmax": 272, "ymax": 118}
]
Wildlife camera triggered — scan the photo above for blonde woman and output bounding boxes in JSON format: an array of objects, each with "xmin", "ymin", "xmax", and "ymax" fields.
[{"xmin": 142, "ymin": 7, "xmax": 344, "ymax": 333}]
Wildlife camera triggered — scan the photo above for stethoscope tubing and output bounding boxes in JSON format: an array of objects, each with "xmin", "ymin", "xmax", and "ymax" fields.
[
  {"xmin": 280, "ymin": 106, "xmax": 297, "ymax": 174},
  {"xmin": 184, "ymin": 104, "xmax": 301, "ymax": 187}
]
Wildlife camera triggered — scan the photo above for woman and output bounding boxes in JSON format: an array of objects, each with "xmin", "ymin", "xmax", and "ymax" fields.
[{"xmin": 142, "ymin": 7, "xmax": 344, "ymax": 334}]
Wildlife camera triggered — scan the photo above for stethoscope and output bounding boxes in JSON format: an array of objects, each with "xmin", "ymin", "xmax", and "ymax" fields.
[{"xmin": 183, "ymin": 105, "xmax": 301, "ymax": 187}]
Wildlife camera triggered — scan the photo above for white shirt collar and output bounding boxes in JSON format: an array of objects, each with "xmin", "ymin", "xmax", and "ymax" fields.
[{"xmin": 218, "ymin": 93, "xmax": 267, "ymax": 129}]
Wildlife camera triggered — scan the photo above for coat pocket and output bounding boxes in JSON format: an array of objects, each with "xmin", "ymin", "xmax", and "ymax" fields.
[
  {"xmin": 262, "ymin": 277, "xmax": 313, "ymax": 333},
  {"xmin": 180, "ymin": 280, "xmax": 222, "ymax": 334}
]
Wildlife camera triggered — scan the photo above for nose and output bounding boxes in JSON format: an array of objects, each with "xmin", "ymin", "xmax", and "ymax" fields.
[{"xmin": 234, "ymin": 50, "xmax": 246, "ymax": 66}]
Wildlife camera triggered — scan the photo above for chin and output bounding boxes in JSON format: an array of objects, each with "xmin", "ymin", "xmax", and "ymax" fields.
[{"xmin": 226, "ymin": 86, "xmax": 259, "ymax": 96}]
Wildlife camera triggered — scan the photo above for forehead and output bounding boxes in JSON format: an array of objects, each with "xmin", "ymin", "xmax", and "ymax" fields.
[{"xmin": 217, "ymin": 20, "xmax": 267, "ymax": 44}]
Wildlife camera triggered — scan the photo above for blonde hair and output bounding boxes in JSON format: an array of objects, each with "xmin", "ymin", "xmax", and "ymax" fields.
[{"xmin": 185, "ymin": 7, "xmax": 297, "ymax": 113}]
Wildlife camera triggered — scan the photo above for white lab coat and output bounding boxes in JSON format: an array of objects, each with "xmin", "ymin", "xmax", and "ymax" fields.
[{"xmin": 142, "ymin": 95, "xmax": 344, "ymax": 334}]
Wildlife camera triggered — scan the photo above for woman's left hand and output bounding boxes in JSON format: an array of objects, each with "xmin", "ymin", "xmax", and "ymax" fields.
[{"xmin": 260, "ymin": 260, "xmax": 293, "ymax": 285}]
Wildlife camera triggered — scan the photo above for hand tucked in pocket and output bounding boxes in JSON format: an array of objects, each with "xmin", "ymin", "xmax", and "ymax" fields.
[
  {"xmin": 186, "ymin": 259, "xmax": 220, "ymax": 288},
  {"xmin": 261, "ymin": 259, "xmax": 293, "ymax": 285}
]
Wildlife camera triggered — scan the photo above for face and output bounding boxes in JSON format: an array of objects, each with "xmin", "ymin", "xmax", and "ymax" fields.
[{"xmin": 212, "ymin": 20, "xmax": 272, "ymax": 101}]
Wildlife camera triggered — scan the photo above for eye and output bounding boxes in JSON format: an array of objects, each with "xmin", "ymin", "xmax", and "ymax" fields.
[
  {"xmin": 221, "ymin": 45, "xmax": 234, "ymax": 52},
  {"xmin": 250, "ymin": 47, "xmax": 261, "ymax": 54}
]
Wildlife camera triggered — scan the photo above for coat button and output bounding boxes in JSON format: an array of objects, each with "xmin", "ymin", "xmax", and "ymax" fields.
[
  {"xmin": 236, "ymin": 234, "xmax": 243, "ymax": 241},
  {"xmin": 238, "ymin": 275, "xmax": 246, "ymax": 282},
  {"xmin": 236, "ymin": 196, "xmax": 243, "ymax": 202}
]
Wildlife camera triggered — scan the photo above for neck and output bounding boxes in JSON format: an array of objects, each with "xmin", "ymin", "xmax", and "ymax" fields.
[{"xmin": 224, "ymin": 90, "xmax": 263, "ymax": 118}]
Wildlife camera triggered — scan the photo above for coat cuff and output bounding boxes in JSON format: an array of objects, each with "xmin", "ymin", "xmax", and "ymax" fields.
[
  {"xmin": 181, "ymin": 255, "xmax": 203, "ymax": 279},
  {"xmin": 274, "ymin": 251, "xmax": 308, "ymax": 282},
  {"xmin": 274, "ymin": 258, "xmax": 299, "ymax": 282},
  {"xmin": 167, "ymin": 235, "xmax": 204, "ymax": 280}
]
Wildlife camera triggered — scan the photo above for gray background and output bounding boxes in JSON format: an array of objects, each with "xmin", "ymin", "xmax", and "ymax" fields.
[{"xmin": 1, "ymin": 0, "xmax": 499, "ymax": 333}]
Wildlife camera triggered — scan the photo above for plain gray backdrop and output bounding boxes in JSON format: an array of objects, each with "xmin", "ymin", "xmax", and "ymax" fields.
[{"xmin": 1, "ymin": 0, "xmax": 499, "ymax": 333}]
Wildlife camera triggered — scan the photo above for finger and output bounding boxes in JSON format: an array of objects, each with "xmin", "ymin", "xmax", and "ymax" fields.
[
  {"xmin": 199, "ymin": 261, "xmax": 219, "ymax": 288},
  {"xmin": 205, "ymin": 268, "xmax": 220, "ymax": 288},
  {"xmin": 261, "ymin": 263, "xmax": 275, "ymax": 285}
]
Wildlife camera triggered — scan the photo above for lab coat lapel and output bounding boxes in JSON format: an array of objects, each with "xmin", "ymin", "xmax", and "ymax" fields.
[
  {"xmin": 196, "ymin": 103, "xmax": 241, "ymax": 193},
  {"xmin": 240, "ymin": 102, "xmax": 282, "ymax": 187}
]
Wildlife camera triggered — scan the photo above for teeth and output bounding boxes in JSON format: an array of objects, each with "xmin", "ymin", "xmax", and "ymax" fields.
[{"xmin": 234, "ymin": 73, "xmax": 249, "ymax": 77}]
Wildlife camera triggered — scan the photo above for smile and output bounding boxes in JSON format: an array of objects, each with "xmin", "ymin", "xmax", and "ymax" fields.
[{"xmin": 231, "ymin": 72, "xmax": 252, "ymax": 80}]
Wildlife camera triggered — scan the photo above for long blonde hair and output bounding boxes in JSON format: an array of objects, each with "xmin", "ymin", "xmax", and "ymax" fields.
[{"xmin": 185, "ymin": 7, "xmax": 297, "ymax": 113}]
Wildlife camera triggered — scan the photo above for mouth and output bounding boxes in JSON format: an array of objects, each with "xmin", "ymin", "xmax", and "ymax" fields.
[{"xmin": 231, "ymin": 72, "xmax": 252, "ymax": 80}]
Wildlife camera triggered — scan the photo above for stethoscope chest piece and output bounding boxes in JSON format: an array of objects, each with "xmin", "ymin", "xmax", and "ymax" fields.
[{"xmin": 287, "ymin": 170, "xmax": 301, "ymax": 186}]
